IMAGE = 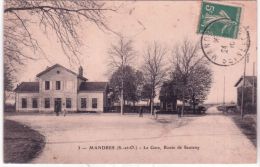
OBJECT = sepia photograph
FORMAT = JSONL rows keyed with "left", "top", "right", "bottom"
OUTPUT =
{"left": 3, "top": 0, "right": 257, "bottom": 164}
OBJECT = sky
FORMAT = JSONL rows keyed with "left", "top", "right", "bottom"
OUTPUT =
{"left": 14, "top": 1, "right": 257, "bottom": 104}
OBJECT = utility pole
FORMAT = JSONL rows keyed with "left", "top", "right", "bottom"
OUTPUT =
{"left": 216, "top": 87, "right": 218, "bottom": 104}
{"left": 120, "top": 65, "right": 124, "bottom": 115}
{"left": 252, "top": 62, "right": 255, "bottom": 105}
{"left": 240, "top": 29, "right": 250, "bottom": 120}
{"left": 240, "top": 54, "right": 247, "bottom": 120}
{"left": 223, "top": 74, "right": 225, "bottom": 107}
{"left": 223, "top": 68, "right": 226, "bottom": 113}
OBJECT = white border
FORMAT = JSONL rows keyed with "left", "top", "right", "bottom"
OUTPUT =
{"left": 0, "top": 0, "right": 258, "bottom": 167}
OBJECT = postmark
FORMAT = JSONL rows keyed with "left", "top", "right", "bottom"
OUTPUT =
{"left": 198, "top": 1, "right": 241, "bottom": 39}
{"left": 200, "top": 18, "right": 250, "bottom": 66}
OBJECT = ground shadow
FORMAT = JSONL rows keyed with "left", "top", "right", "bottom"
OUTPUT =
{"left": 4, "top": 119, "right": 45, "bottom": 163}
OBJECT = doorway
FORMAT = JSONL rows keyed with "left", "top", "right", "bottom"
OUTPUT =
{"left": 54, "top": 98, "right": 62, "bottom": 113}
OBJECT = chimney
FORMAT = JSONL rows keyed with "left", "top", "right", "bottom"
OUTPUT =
{"left": 78, "top": 66, "right": 83, "bottom": 77}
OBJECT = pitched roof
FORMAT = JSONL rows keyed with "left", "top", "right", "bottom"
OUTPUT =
{"left": 234, "top": 76, "right": 257, "bottom": 87}
{"left": 14, "top": 82, "right": 39, "bottom": 93}
{"left": 36, "top": 64, "right": 87, "bottom": 81}
{"left": 79, "top": 82, "right": 107, "bottom": 92}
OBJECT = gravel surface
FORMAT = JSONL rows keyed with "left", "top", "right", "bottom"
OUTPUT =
{"left": 5, "top": 107, "right": 256, "bottom": 163}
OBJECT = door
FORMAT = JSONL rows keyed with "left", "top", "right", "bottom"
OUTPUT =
{"left": 54, "top": 98, "right": 62, "bottom": 113}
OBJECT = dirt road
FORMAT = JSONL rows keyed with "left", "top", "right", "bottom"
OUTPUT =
{"left": 5, "top": 107, "right": 256, "bottom": 163}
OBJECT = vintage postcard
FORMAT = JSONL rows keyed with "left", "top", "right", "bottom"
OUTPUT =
{"left": 3, "top": 0, "right": 257, "bottom": 164}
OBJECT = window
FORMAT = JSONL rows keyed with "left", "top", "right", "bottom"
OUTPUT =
{"left": 44, "top": 98, "right": 50, "bottom": 108}
{"left": 45, "top": 81, "right": 50, "bottom": 90}
{"left": 81, "top": 98, "right": 87, "bottom": 108}
{"left": 56, "top": 81, "right": 61, "bottom": 90}
{"left": 92, "top": 98, "right": 98, "bottom": 108}
{"left": 32, "top": 98, "right": 38, "bottom": 108}
{"left": 66, "top": 98, "right": 72, "bottom": 108}
{"left": 22, "top": 98, "right": 27, "bottom": 108}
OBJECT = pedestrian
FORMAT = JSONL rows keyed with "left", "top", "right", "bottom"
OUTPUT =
{"left": 178, "top": 108, "right": 181, "bottom": 118}
{"left": 155, "top": 109, "right": 158, "bottom": 119}
{"left": 55, "top": 107, "right": 59, "bottom": 116}
{"left": 139, "top": 107, "right": 143, "bottom": 117}
{"left": 63, "top": 102, "right": 67, "bottom": 116}
{"left": 55, "top": 111, "right": 58, "bottom": 116}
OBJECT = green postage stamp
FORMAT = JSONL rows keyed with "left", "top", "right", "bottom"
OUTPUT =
{"left": 198, "top": 1, "right": 241, "bottom": 39}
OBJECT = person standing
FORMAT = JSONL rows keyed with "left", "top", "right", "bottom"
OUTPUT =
{"left": 62, "top": 102, "right": 67, "bottom": 116}
{"left": 139, "top": 107, "right": 143, "bottom": 117}
{"left": 55, "top": 105, "right": 59, "bottom": 116}
{"left": 178, "top": 107, "right": 181, "bottom": 118}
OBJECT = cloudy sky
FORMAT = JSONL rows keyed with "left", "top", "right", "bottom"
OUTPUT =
{"left": 15, "top": 1, "right": 256, "bottom": 103}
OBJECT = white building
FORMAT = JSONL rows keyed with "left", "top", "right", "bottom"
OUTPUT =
{"left": 14, "top": 64, "right": 108, "bottom": 113}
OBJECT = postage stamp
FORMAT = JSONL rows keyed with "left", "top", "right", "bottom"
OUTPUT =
{"left": 198, "top": 1, "right": 241, "bottom": 39}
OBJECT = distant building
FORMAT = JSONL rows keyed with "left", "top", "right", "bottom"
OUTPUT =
{"left": 234, "top": 76, "right": 257, "bottom": 107}
{"left": 14, "top": 64, "right": 108, "bottom": 113}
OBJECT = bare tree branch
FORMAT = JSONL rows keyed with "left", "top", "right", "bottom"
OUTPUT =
{"left": 107, "top": 36, "right": 136, "bottom": 115}
{"left": 171, "top": 39, "right": 213, "bottom": 116}
{"left": 142, "top": 41, "right": 168, "bottom": 114}
{"left": 4, "top": 0, "right": 116, "bottom": 75}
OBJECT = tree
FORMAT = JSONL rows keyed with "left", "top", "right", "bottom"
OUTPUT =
{"left": 159, "top": 81, "right": 178, "bottom": 104}
{"left": 4, "top": 0, "right": 116, "bottom": 84}
{"left": 134, "top": 70, "right": 145, "bottom": 103}
{"left": 4, "top": 62, "right": 16, "bottom": 104}
{"left": 171, "top": 40, "right": 212, "bottom": 116}
{"left": 142, "top": 42, "right": 168, "bottom": 115}
{"left": 187, "top": 64, "right": 212, "bottom": 113}
{"left": 109, "top": 65, "right": 144, "bottom": 107}
{"left": 108, "top": 37, "right": 136, "bottom": 114}
{"left": 4, "top": 63, "right": 15, "bottom": 92}
{"left": 141, "top": 83, "right": 153, "bottom": 105}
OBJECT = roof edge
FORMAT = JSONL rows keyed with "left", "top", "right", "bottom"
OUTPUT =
{"left": 234, "top": 77, "right": 243, "bottom": 87}
{"left": 14, "top": 82, "right": 39, "bottom": 93}
{"left": 36, "top": 64, "right": 87, "bottom": 80}
{"left": 234, "top": 76, "right": 257, "bottom": 87}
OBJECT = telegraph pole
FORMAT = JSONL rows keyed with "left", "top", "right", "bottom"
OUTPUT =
{"left": 240, "top": 28, "right": 250, "bottom": 120}
{"left": 223, "top": 68, "right": 226, "bottom": 113}
{"left": 216, "top": 85, "right": 219, "bottom": 104}
{"left": 252, "top": 62, "right": 255, "bottom": 105}
{"left": 240, "top": 54, "right": 247, "bottom": 120}
{"left": 223, "top": 74, "right": 225, "bottom": 107}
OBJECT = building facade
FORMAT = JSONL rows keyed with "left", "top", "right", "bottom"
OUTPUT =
{"left": 234, "top": 76, "right": 257, "bottom": 108}
{"left": 14, "top": 64, "right": 108, "bottom": 113}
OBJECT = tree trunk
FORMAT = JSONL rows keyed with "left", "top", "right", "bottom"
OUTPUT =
{"left": 149, "top": 98, "right": 152, "bottom": 114}
{"left": 193, "top": 102, "right": 196, "bottom": 114}
{"left": 133, "top": 101, "right": 135, "bottom": 113}
{"left": 151, "top": 87, "right": 154, "bottom": 115}
{"left": 151, "top": 98, "right": 154, "bottom": 115}
{"left": 4, "top": 91, "right": 7, "bottom": 105}
{"left": 181, "top": 88, "right": 185, "bottom": 117}
{"left": 4, "top": 91, "right": 7, "bottom": 112}
{"left": 192, "top": 96, "right": 196, "bottom": 114}
{"left": 120, "top": 81, "right": 124, "bottom": 115}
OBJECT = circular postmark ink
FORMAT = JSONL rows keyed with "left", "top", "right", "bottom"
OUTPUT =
{"left": 201, "top": 18, "right": 250, "bottom": 66}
